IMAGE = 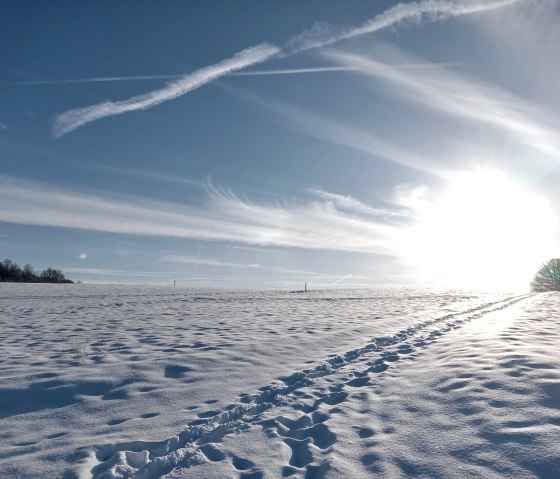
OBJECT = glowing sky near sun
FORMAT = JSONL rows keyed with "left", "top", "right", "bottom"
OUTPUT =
{"left": 1, "top": 0, "right": 559, "bottom": 288}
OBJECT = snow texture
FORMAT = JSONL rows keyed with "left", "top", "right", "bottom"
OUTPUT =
{"left": 0, "top": 285, "right": 558, "bottom": 478}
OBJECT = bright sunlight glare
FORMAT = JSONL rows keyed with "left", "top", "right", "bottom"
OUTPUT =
{"left": 400, "top": 169, "right": 558, "bottom": 290}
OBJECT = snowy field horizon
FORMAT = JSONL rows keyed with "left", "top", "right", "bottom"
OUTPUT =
{"left": 1, "top": 284, "right": 558, "bottom": 479}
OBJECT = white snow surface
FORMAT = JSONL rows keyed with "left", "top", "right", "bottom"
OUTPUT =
{"left": 0, "top": 285, "right": 558, "bottom": 478}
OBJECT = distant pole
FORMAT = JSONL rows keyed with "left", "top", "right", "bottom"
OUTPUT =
{"left": 174, "top": 280, "right": 176, "bottom": 286}
{"left": 304, "top": 282, "right": 307, "bottom": 292}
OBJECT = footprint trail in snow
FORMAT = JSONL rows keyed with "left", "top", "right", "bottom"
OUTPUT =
{"left": 91, "top": 293, "right": 533, "bottom": 479}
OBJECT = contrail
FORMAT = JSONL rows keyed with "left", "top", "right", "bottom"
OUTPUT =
{"left": 52, "top": 0, "right": 524, "bottom": 137}
{"left": 285, "top": 0, "right": 526, "bottom": 54}
{"left": 52, "top": 43, "right": 279, "bottom": 138}
{"left": 8, "top": 67, "right": 359, "bottom": 85}
{"left": 9, "top": 63, "right": 466, "bottom": 86}
{"left": 331, "top": 274, "right": 353, "bottom": 285}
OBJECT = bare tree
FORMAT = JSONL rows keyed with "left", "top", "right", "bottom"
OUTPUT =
{"left": 0, "top": 259, "right": 72, "bottom": 283}
{"left": 22, "top": 264, "right": 36, "bottom": 282}
{"left": 40, "top": 267, "right": 67, "bottom": 283}
{"left": 530, "top": 258, "right": 560, "bottom": 292}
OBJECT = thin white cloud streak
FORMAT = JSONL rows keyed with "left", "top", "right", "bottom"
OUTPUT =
{"left": 232, "top": 66, "right": 357, "bottom": 76}
{"left": 230, "top": 86, "right": 442, "bottom": 176}
{"left": 61, "top": 267, "right": 317, "bottom": 285}
{"left": 330, "top": 274, "right": 353, "bottom": 285}
{"left": 10, "top": 63, "right": 465, "bottom": 86}
{"left": 52, "top": 0, "right": 521, "bottom": 137}
{"left": 0, "top": 176, "right": 398, "bottom": 254}
{"left": 52, "top": 43, "right": 280, "bottom": 137}
{"left": 309, "top": 189, "right": 409, "bottom": 217}
{"left": 63, "top": 267, "right": 180, "bottom": 277}
{"left": 326, "top": 47, "right": 560, "bottom": 160}
{"left": 159, "top": 254, "right": 251, "bottom": 269}
{"left": 158, "top": 254, "right": 335, "bottom": 278}
{"left": 285, "top": 0, "right": 526, "bottom": 54}
{"left": 13, "top": 67, "right": 359, "bottom": 85}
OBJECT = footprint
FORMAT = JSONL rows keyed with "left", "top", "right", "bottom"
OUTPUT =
{"left": 107, "top": 418, "right": 128, "bottom": 426}
{"left": 305, "top": 462, "right": 330, "bottom": 478}
{"left": 368, "top": 361, "right": 389, "bottom": 373}
{"left": 284, "top": 437, "right": 313, "bottom": 468}
{"left": 362, "top": 452, "right": 381, "bottom": 467}
{"left": 140, "top": 412, "right": 159, "bottom": 419}
{"left": 381, "top": 352, "right": 399, "bottom": 362}
{"left": 293, "top": 423, "right": 336, "bottom": 449}
{"left": 357, "top": 427, "right": 375, "bottom": 438}
{"left": 102, "top": 389, "right": 128, "bottom": 401}
{"left": 316, "top": 391, "right": 348, "bottom": 406}
{"left": 346, "top": 376, "right": 370, "bottom": 388}
{"left": 14, "top": 441, "right": 37, "bottom": 447}
{"left": 164, "top": 364, "right": 192, "bottom": 379}
{"left": 239, "top": 471, "right": 263, "bottom": 479}
{"left": 397, "top": 345, "right": 414, "bottom": 354}
{"left": 197, "top": 410, "right": 220, "bottom": 419}
{"left": 232, "top": 456, "right": 255, "bottom": 470}
{"left": 46, "top": 432, "right": 68, "bottom": 439}
{"left": 138, "top": 386, "right": 157, "bottom": 393}
{"left": 199, "top": 443, "right": 226, "bottom": 462}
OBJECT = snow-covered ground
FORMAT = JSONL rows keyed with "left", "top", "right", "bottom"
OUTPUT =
{"left": 0, "top": 285, "right": 558, "bottom": 478}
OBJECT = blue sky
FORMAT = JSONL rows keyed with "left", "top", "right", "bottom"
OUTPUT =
{"left": 1, "top": 0, "right": 560, "bottom": 288}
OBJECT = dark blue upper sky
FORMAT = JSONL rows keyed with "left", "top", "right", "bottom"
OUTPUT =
{"left": 1, "top": 0, "right": 559, "bottom": 289}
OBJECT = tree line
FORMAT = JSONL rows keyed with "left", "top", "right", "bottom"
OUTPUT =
{"left": 0, "top": 259, "right": 73, "bottom": 283}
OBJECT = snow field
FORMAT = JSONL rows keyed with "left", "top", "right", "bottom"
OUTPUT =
{"left": 0, "top": 285, "right": 557, "bottom": 478}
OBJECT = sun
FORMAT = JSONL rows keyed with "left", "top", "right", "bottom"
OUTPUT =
{"left": 400, "top": 169, "right": 558, "bottom": 290}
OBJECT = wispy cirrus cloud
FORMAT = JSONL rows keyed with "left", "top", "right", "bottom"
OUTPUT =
{"left": 228, "top": 85, "right": 441, "bottom": 175}
{"left": 158, "top": 254, "right": 336, "bottom": 278}
{"left": 0, "top": 175, "right": 398, "bottom": 254}
{"left": 326, "top": 45, "right": 560, "bottom": 161}
{"left": 52, "top": 0, "right": 522, "bottom": 137}
{"left": 52, "top": 43, "right": 279, "bottom": 138}
{"left": 158, "top": 254, "right": 254, "bottom": 269}
{"left": 309, "top": 189, "right": 409, "bottom": 217}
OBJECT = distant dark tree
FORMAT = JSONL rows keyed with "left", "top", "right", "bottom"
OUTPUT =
{"left": 22, "top": 264, "right": 38, "bottom": 282}
{"left": 0, "top": 259, "right": 8, "bottom": 280}
{"left": 531, "top": 259, "right": 560, "bottom": 292}
{"left": 40, "top": 267, "right": 67, "bottom": 283}
{"left": 0, "top": 259, "right": 72, "bottom": 283}
{"left": 1, "top": 259, "right": 22, "bottom": 281}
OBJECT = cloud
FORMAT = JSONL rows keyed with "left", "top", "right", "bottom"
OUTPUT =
{"left": 159, "top": 254, "right": 249, "bottom": 269}
{"left": 309, "top": 189, "right": 409, "bottom": 217}
{"left": 52, "top": 0, "right": 522, "bottom": 137}
{"left": 326, "top": 46, "right": 560, "bottom": 161}
{"left": 228, "top": 85, "right": 441, "bottom": 175}
{"left": 158, "top": 253, "right": 334, "bottom": 278}
{"left": 285, "top": 0, "right": 526, "bottom": 54}
{"left": 52, "top": 43, "right": 280, "bottom": 137}
{"left": 0, "top": 175, "right": 398, "bottom": 254}
{"left": 330, "top": 273, "right": 353, "bottom": 285}
{"left": 63, "top": 267, "right": 173, "bottom": 277}
{"left": 11, "top": 67, "right": 359, "bottom": 85}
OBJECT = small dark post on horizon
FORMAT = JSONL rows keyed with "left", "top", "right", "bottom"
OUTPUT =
{"left": 304, "top": 282, "right": 307, "bottom": 292}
